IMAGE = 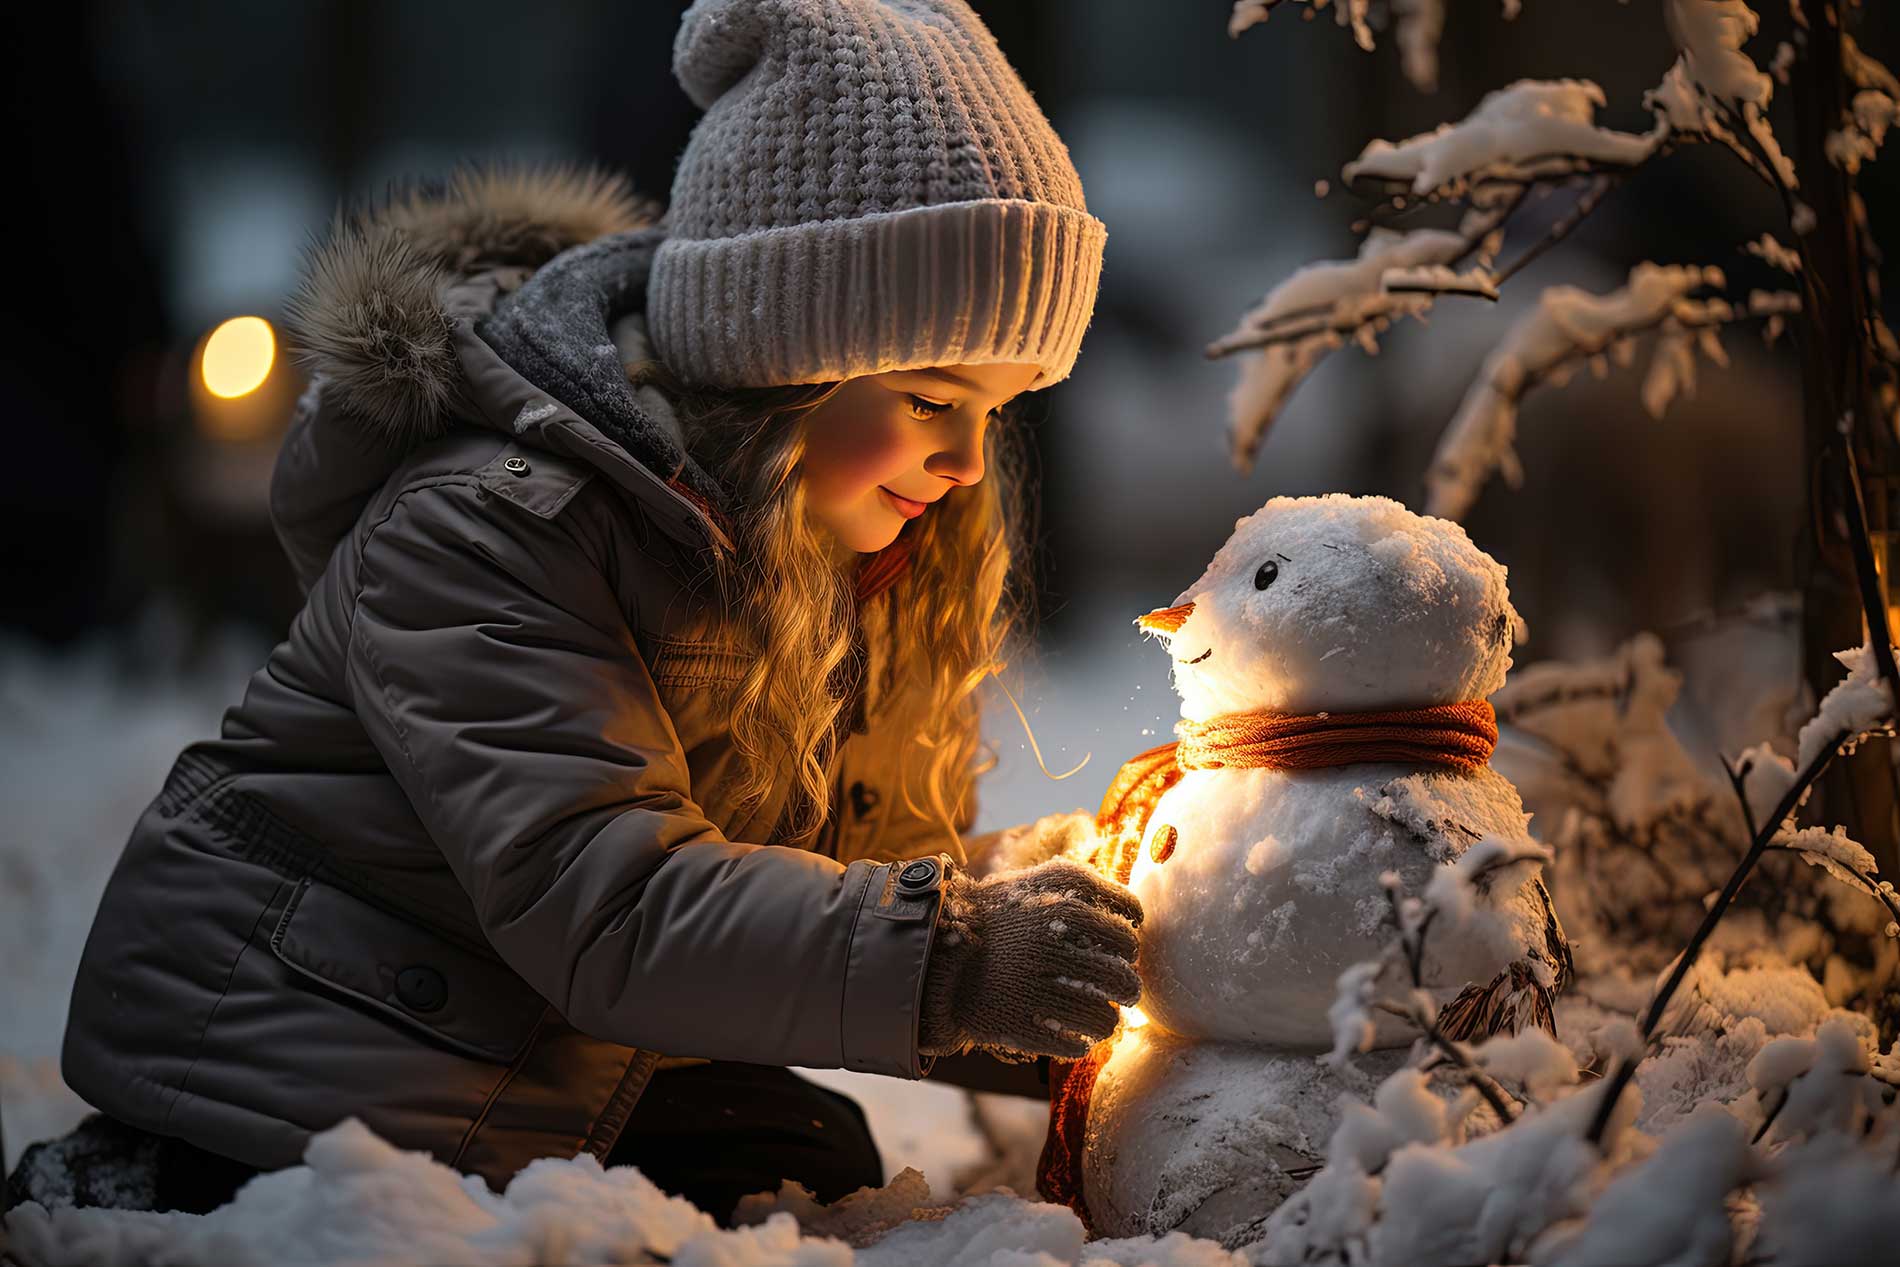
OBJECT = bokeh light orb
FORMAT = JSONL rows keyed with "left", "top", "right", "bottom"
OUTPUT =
{"left": 201, "top": 316, "right": 275, "bottom": 398}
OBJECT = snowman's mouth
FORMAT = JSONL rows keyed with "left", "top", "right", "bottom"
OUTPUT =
{"left": 1184, "top": 648, "right": 1213, "bottom": 665}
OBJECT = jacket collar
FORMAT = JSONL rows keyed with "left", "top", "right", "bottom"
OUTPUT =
{"left": 283, "top": 162, "right": 729, "bottom": 555}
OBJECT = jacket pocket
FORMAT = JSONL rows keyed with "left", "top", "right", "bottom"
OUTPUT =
{"left": 269, "top": 878, "right": 548, "bottom": 1064}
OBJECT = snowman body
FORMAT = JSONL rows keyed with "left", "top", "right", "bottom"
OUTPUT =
{"left": 1073, "top": 495, "right": 1565, "bottom": 1246}
{"left": 1126, "top": 763, "right": 1543, "bottom": 1048}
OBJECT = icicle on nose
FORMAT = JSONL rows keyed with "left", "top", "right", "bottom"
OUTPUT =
{"left": 1138, "top": 602, "right": 1195, "bottom": 635}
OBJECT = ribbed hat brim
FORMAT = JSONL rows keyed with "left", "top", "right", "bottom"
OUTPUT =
{"left": 648, "top": 199, "right": 1106, "bottom": 390}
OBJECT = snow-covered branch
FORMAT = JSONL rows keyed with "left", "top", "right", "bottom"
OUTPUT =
{"left": 1425, "top": 263, "right": 1796, "bottom": 521}
{"left": 1229, "top": 0, "right": 1372, "bottom": 51}
{"left": 1345, "top": 80, "right": 1661, "bottom": 199}
{"left": 1207, "top": 228, "right": 1489, "bottom": 471}
{"left": 1211, "top": 0, "right": 1840, "bottom": 486}
{"left": 1765, "top": 827, "right": 1900, "bottom": 935}
{"left": 1228, "top": 0, "right": 1526, "bottom": 94}
{"left": 1650, "top": 0, "right": 1798, "bottom": 190}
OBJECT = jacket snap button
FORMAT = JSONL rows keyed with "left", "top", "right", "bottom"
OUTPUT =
{"left": 1149, "top": 824, "right": 1178, "bottom": 864}
{"left": 395, "top": 965, "right": 448, "bottom": 1013}
{"left": 503, "top": 456, "right": 530, "bottom": 476}
{"left": 896, "top": 857, "right": 941, "bottom": 897}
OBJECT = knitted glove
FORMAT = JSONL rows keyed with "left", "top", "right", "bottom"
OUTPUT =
{"left": 919, "top": 858, "right": 1144, "bottom": 1061}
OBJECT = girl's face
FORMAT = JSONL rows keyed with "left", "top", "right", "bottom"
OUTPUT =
{"left": 799, "top": 362, "right": 1040, "bottom": 554}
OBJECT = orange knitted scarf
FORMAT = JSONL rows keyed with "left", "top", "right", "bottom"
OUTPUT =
{"left": 1035, "top": 697, "right": 1500, "bottom": 1226}
{"left": 1089, "top": 698, "right": 1497, "bottom": 885}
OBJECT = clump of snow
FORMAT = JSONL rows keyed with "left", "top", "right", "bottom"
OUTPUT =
{"left": 1345, "top": 80, "right": 1660, "bottom": 196}
{"left": 1212, "top": 0, "right": 1816, "bottom": 506}
{"left": 1747, "top": 1017, "right": 1881, "bottom": 1145}
{"left": 1534, "top": 1105, "right": 1758, "bottom": 1267}
{"left": 1751, "top": 1133, "right": 1900, "bottom": 1267}
{"left": 1327, "top": 960, "right": 1383, "bottom": 1066}
{"left": 1733, "top": 740, "right": 1795, "bottom": 827}
{"left": 1470, "top": 1028, "right": 1579, "bottom": 1101}
{"left": 1390, "top": 0, "right": 1446, "bottom": 93}
{"left": 1423, "top": 836, "right": 1550, "bottom": 930}
{"left": 1743, "top": 232, "right": 1801, "bottom": 273}
{"left": 1795, "top": 643, "right": 1897, "bottom": 771}
{"left": 1824, "top": 90, "right": 1895, "bottom": 174}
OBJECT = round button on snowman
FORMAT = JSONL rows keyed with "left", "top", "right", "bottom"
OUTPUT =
{"left": 1055, "top": 494, "right": 1571, "bottom": 1246}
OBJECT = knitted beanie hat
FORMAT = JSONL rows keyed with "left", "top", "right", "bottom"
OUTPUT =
{"left": 648, "top": 0, "right": 1107, "bottom": 390}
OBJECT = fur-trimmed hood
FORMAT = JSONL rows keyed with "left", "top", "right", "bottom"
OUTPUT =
{"left": 285, "top": 163, "right": 654, "bottom": 443}
{"left": 277, "top": 163, "right": 736, "bottom": 572}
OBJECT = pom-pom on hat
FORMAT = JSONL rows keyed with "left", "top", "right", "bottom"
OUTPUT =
{"left": 648, "top": 0, "right": 1107, "bottom": 390}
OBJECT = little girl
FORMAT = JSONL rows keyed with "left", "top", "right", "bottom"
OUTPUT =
{"left": 6, "top": 0, "right": 1142, "bottom": 1225}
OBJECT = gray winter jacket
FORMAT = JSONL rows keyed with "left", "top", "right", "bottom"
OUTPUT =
{"left": 61, "top": 168, "right": 972, "bottom": 1191}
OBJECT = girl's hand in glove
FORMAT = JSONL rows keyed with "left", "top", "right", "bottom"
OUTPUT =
{"left": 918, "top": 858, "right": 1144, "bottom": 1060}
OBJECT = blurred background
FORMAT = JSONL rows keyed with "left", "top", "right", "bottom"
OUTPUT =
{"left": 2, "top": 0, "right": 1894, "bottom": 1180}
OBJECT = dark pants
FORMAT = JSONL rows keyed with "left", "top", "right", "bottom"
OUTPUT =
{"left": 4, "top": 1062, "right": 882, "bottom": 1224}
{"left": 606, "top": 1061, "right": 883, "bottom": 1222}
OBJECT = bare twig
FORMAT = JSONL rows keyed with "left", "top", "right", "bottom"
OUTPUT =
{"left": 1719, "top": 751, "right": 1763, "bottom": 843}
{"left": 1373, "top": 998, "right": 1520, "bottom": 1124}
{"left": 1493, "top": 174, "right": 1622, "bottom": 287}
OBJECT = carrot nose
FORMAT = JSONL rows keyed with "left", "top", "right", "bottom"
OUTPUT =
{"left": 1138, "top": 602, "right": 1195, "bottom": 634}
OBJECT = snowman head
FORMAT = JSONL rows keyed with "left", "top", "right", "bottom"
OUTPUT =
{"left": 1140, "top": 495, "right": 1520, "bottom": 720}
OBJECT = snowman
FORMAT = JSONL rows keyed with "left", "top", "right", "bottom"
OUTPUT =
{"left": 1042, "top": 494, "right": 1571, "bottom": 1247}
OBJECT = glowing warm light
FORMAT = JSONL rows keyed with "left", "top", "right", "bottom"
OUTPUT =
{"left": 201, "top": 316, "right": 275, "bottom": 398}
{"left": 1120, "top": 1004, "right": 1150, "bottom": 1030}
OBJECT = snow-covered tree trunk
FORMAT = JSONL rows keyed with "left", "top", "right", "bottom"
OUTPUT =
{"left": 1789, "top": 8, "right": 1900, "bottom": 893}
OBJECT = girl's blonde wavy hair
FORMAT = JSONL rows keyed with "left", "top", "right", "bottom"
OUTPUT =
{"left": 631, "top": 361, "right": 1033, "bottom": 852}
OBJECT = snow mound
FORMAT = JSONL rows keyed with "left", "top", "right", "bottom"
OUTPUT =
{"left": 3, "top": 1119, "right": 1244, "bottom": 1267}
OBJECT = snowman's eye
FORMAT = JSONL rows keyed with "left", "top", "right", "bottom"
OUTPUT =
{"left": 1254, "top": 560, "right": 1280, "bottom": 591}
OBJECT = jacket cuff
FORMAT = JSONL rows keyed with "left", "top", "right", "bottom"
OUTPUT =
{"left": 839, "top": 856, "right": 948, "bottom": 1077}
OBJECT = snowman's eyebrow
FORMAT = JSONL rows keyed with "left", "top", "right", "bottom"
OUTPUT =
{"left": 1275, "top": 552, "right": 1291, "bottom": 562}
